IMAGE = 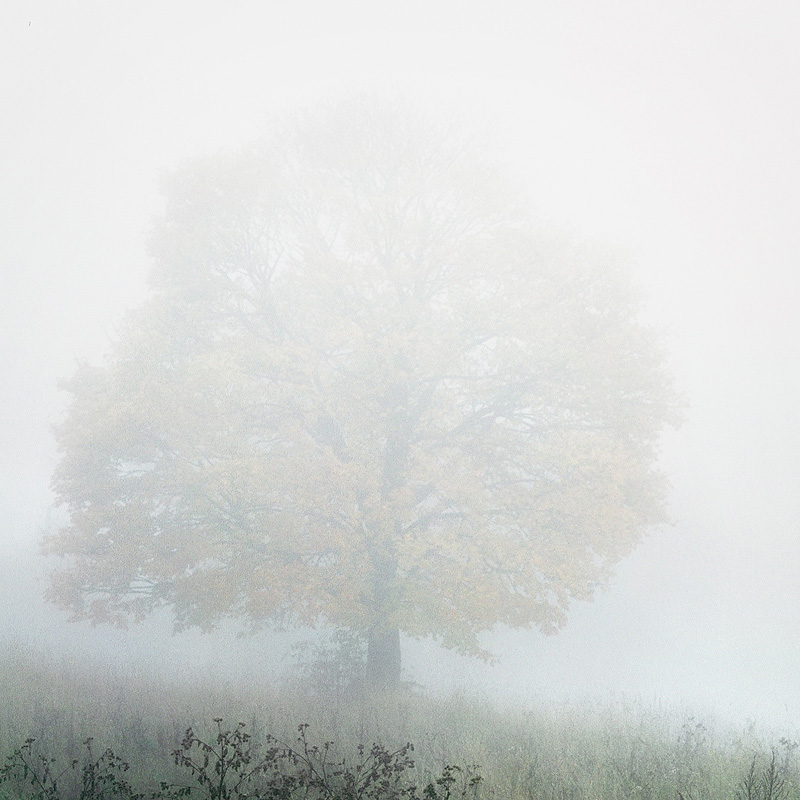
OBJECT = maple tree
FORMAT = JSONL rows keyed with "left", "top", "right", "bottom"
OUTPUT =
{"left": 46, "top": 99, "right": 680, "bottom": 688}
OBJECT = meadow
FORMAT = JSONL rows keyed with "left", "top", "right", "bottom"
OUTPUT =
{"left": 1, "top": 637, "right": 797, "bottom": 800}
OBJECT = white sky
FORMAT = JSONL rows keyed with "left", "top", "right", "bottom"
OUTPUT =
{"left": 1, "top": 0, "right": 799, "bottom": 729}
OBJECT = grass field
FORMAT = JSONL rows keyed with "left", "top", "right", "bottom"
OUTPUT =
{"left": 1, "top": 637, "right": 797, "bottom": 800}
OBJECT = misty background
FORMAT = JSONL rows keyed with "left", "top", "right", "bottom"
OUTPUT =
{"left": 1, "top": 2, "right": 798, "bottom": 729}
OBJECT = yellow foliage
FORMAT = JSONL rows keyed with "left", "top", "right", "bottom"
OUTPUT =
{"left": 46, "top": 98, "right": 680, "bottom": 661}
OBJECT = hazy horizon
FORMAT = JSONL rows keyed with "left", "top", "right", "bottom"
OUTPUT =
{"left": 1, "top": 1, "right": 798, "bottom": 731}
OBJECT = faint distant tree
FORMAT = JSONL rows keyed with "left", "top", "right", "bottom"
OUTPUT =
{"left": 45, "top": 98, "right": 681, "bottom": 689}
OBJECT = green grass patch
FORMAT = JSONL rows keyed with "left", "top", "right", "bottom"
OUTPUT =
{"left": 1, "top": 638, "right": 798, "bottom": 800}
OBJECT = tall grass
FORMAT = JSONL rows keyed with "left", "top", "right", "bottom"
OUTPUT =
{"left": 1, "top": 637, "right": 798, "bottom": 800}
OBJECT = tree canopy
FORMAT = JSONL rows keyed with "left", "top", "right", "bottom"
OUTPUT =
{"left": 46, "top": 98, "right": 680, "bottom": 688}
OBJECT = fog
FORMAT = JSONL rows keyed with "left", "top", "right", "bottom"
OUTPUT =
{"left": 1, "top": 1, "right": 799, "bottom": 731}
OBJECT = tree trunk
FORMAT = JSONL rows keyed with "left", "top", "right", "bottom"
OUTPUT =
{"left": 366, "top": 625, "right": 401, "bottom": 690}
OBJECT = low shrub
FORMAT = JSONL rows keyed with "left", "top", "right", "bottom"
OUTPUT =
{"left": 0, "top": 720, "right": 482, "bottom": 800}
